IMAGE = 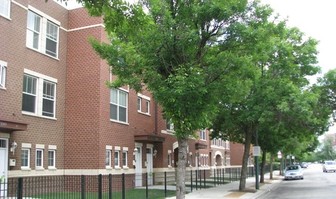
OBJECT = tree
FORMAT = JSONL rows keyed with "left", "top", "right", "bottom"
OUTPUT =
{"left": 316, "top": 136, "right": 336, "bottom": 161}
{"left": 211, "top": 1, "right": 323, "bottom": 190}
{"left": 76, "top": 0, "right": 257, "bottom": 198}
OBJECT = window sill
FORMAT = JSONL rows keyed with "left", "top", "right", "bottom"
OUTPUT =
{"left": 105, "top": 166, "right": 112, "bottom": 170}
{"left": 122, "top": 166, "right": 129, "bottom": 170}
{"left": 110, "top": 119, "right": 129, "bottom": 125}
{"left": 137, "top": 111, "right": 151, "bottom": 116}
{"left": 35, "top": 167, "right": 45, "bottom": 171}
{"left": 22, "top": 111, "right": 57, "bottom": 120}
{"left": 115, "top": 166, "right": 121, "bottom": 170}
{"left": 48, "top": 167, "right": 57, "bottom": 170}
{"left": 21, "top": 167, "right": 31, "bottom": 171}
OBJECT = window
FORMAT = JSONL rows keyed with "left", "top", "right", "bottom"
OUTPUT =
{"left": 105, "top": 150, "right": 111, "bottom": 167}
{"left": 36, "top": 149, "right": 43, "bottom": 168}
{"left": 22, "top": 70, "right": 57, "bottom": 118}
{"left": 0, "top": 60, "right": 6, "bottom": 89}
{"left": 110, "top": 88, "right": 128, "bottom": 123}
{"left": 114, "top": 151, "right": 120, "bottom": 168}
{"left": 166, "top": 119, "right": 174, "bottom": 131}
{"left": 137, "top": 93, "right": 150, "bottom": 114}
{"left": 200, "top": 130, "right": 206, "bottom": 140}
{"left": 21, "top": 148, "right": 30, "bottom": 168}
{"left": 26, "top": 8, "right": 59, "bottom": 58}
{"left": 48, "top": 150, "right": 56, "bottom": 168}
{"left": 0, "top": 0, "right": 10, "bottom": 18}
{"left": 122, "top": 151, "right": 128, "bottom": 167}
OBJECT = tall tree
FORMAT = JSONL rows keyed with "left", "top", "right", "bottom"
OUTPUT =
{"left": 211, "top": 1, "right": 322, "bottom": 190}
{"left": 77, "top": 0, "right": 257, "bottom": 198}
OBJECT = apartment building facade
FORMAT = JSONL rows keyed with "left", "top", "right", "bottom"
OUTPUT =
{"left": 0, "top": 0, "right": 235, "bottom": 189}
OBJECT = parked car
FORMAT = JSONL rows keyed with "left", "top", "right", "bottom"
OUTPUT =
{"left": 300, "top": 162, "right": 308, "bottom": 168}
{"left": 323, "top": 160, "right": 336, "bottom": 172}
{"left": 284, "top": 165, "right": 304, "bottom": 180}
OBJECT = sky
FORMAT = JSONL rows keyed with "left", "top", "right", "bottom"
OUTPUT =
{"left": 261, "top": 0, "right": 336, "bottom": 76}
{"left": 261, "top": 0, "right": 336, "bottom": 136}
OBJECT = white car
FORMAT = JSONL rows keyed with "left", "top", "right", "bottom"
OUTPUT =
{"left": 323, "top": 161, "right": 336, "bottom": 172}
{"left": 284, "top": 165, "right": 304, "bottom": 180}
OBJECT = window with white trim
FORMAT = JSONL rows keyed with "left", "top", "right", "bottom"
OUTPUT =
{"left": 166, "top": 119, "right": 174, "bottom": 131}
{"left": 122, "top": 150, "right": 128, "bottom": 167}
{"left": 48, "top": 150, "right": 56, "bottom": 168}
{"left": 21, "top": 148, "right": 30, "bottom": 169}
{"left": 26, "top": 9, "right": 59, "bottom": 58}
{"left": 105, "top": 149, "right": 111, "bottom": 167}
{"left": 200, "top": 130, "right": 206, "bottom": 140}
{"left": 0, "top": 60, "right": 6, "bottom": 89}
{"left": 0, "top": 0, "right": 10, "bottom": 18}
{"left": 114, "top": 150, "right": 120, "bottom": 168}
{"left": 137, "top": 93, "right": 150, "bottom": 114}
{"left": 36, "top": 149, "right": 43, "bottom": 168}
{"left": 22, "top": 70, "right": 57, "bottom": 118}
{"left": 110, "top": 88, "right": 128, "bottom": 123}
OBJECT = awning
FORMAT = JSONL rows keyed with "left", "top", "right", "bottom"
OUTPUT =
{"left": 134, "top": 134, "right": 165, "bottom": 143}
{"left": 0, "top": 118, "right": 28, "bottom": 133}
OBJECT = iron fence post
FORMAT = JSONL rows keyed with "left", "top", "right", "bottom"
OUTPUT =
{"left": 109, "top": 174, "right": 112, "bottom": 199}
{"left": 122, "top": 173, "right": 125, "bottom": 199}
{"left": 17, "top": 177, "right": 23, "bottom": 199}
{"left": 146, "top": 173, "right": 148, "bottom": 199}
{"left": 164, "top": 171, "right": 167, "bottom": 198}
{"left": 98, "top": 174, "right": 102, "bottom": 199}
{"left": 81, "top": 175, "right": 86, "bottom": 199}
{"left": 190, "top": 170, "right": 193, "bottom": 192}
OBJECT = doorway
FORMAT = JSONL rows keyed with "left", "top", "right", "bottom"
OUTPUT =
{"left": 146, "top": 145, "right": 153, "bottom": 186}
{"left": 134, "top": 144, "right": 142, "bottom": 187}
{"left": 0, "top": 138, "right": 8, "bottom": 197}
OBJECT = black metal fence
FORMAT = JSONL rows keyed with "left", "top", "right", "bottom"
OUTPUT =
{"left": 0, "top": 166, "right": 254, "bottom": 199}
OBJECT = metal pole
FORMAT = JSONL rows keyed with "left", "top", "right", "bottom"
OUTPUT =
{"left": 255, "top": 131, "right": 259, "bottom": 190}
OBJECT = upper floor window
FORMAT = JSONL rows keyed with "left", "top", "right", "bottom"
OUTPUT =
{"left": 0, "top": 0, "right": 10, "bottom": 19}
{"left": 22, "top": 69, "right": 57, "bottom": 118}
{"left": 110, "top": 88, "right": 128, "bottom": 123}
{"left": 137, "top": 93, "right": 150, "bottom": 115}
{"left": 0, "top": 60, "right": 7, "bottom": 89}
{"left": 26, "top": 8, "right": 59, "bottom": 58}
{"left": 200, "top": 130, "right": 206, "bottom": 140}
{"left": 166, "top": 119, "right": 174, "bottom": 131}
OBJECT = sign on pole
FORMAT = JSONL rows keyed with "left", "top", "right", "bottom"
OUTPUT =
{"left": 253, "top": 146, "right": 261, "bottom": 156}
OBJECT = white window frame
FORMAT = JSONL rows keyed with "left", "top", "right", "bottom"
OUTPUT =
{"left": 35, "top": 148, "right": 44, "bottom": 169}
{"left": 114, "top": 150, "right": 120, "bottom": 168}
{"left": 200, "top": 130, "right": 206, "bottom": 140}
{"left": 110, "top": 88, "right": 128, "bottom": 123}
{"left": 0, "top": 0, "right": 10, "bottom": 19}
{"left": 26, "top": 6, "right": 60, "bottom": 58}
{"left": 122, "top": 150, "right": 128, "bottom": 168}
{"left": 137, "top": 93, "right": 150, "bottom": 115}
{"left": 48, "top": 150, "right": 56, "bottom": 169}
{"left": 106, "top": 149, "right": 112, "bottom": 168}
{"left": 167, "top": 150, "right": 172, "bottom": 167}
{"left": 22, "top": 69, "right": 57, "bottom": 119}
{"left": 0, "top": 60, "right": 7, "bottom": 89}
{"left": 21, "top": 148, "right": 30, "bottom": 170}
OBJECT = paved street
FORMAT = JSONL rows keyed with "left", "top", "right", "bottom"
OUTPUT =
{"left": 258, "top": 164, "right": 336, "bottom": 199}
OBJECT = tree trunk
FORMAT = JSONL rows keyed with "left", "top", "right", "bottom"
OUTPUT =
{"left": 176, "top": 137, "right": 188, "bottom": 199}
{"left": 269, "top": 154, "right": 274, "bottom": 179}
{"left": 239, "top": 130, "right": 253, "bottom": 191}
{"left": 260, "top": 150, "right": 266, "bottom": 183}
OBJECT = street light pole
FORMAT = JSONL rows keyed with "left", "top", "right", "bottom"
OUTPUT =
{"left": 253, "top": 131, "right": 260, "bottom": 190}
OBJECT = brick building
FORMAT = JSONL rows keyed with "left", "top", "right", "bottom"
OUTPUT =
{"left": 0, "top": 0, "right": 239, "bottom": 190}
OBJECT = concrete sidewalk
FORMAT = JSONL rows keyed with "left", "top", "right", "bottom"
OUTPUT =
{"left": 166, "top": 171, "right": 283, "bottom": 199}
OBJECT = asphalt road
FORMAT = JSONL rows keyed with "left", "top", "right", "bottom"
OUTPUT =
{"left": 258, "top": 163, "right": 336, "bottom": 199}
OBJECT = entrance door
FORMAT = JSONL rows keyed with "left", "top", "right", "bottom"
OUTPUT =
{"left": 0, "top": 139, "right": 8, "bottom": 197}
{"left": 146, "top": 147, "right": 153, "bottom": 185}
{"left": 135, "top": 145, "right": 142, "bottom": 187}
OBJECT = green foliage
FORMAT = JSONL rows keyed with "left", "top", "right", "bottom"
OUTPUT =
{"left": 315, "top": 136, "right": 336, "bottom": 161}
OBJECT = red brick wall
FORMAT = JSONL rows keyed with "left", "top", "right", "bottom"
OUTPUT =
{"left": 0, "top": 0, "right": 68, "bottom": 170}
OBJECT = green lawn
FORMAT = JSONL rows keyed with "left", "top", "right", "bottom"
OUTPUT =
{"left": 33, "top": 189, "right": 176, "bottom": 199}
